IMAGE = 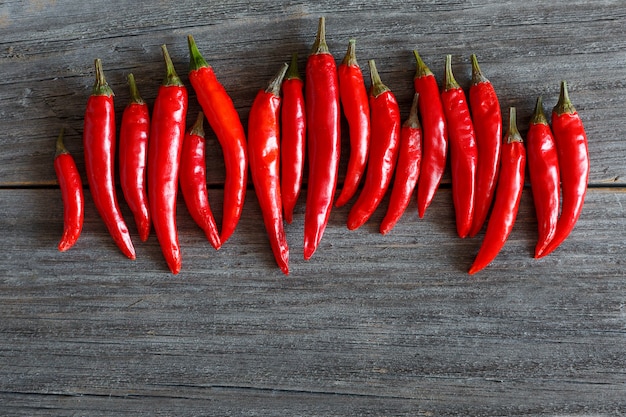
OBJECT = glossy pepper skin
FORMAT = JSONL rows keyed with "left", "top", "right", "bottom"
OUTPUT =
{"left": 538, "top": 81, "right": 589, "bottom": 258}
{"left": 55, "top": 128, "right": 84, "bottom": 252}
{"left": 468, "top": 54, "right": 502, "bottom": 237}
{"left": 526, "top": 96, "right": 560, "bottom": 258}
{"left": 413, "top": 50, "right": 447, "bottom": 218}
{"left": 347, "top": 59, "right": 401, "bottom": 230}
{"left": 303, "top": 17, "right": 341, "bottom": 260}
{"left": 187, "top": 35, "right": 248, "bottom": 246}
{"left": 469, "top": 107, "right": 526, "bottom": 275}
{"left": 119, "top": 73, "right": 151, "bottom": 242}
{"left": 83, "top": 59, "right": 135, "bottom": 260}
{"left": 441, "top": 55, "right": 477, "bottom": 239}
{"left": 248, "top": 64, "right": 290, "bottom": 275}
{"left": 180, "top": 111, "right": 221, "bottom": 250}
{"left": 380, "top": 93, "right": 422, "bottom": 235}
{"left": 335, "top": 39, "right": 370, "bottom": 208}
{"left": 281, "top": 53, "right": 306, "bottom": 224}
{"left": 148, "top": 45, "right": 188, "bottom": 274}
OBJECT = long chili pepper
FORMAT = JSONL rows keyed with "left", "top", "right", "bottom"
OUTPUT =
{"left": 469, "top": 107, "right": 526, "bottom": 275}
{"left": 119, "top": 73, "right": 150, "bottom": 242}
{"left": 303, "top": 17, "right": 341, "bottom": 260}
{"left": 180, "top": 111, "right": 221, "bottom": 250}
{"left": 55, "top": 128, "right": 84, "bottom": 252}
{"left": 83, "top": 58, "right": 135, "bottom": 260}
{"left": 248, "top": 63, "right": 290, "bottom": 275}
{"left": 379, "top": 93, "right": 422, "bottom": 235}
{"left": 413, "top": 50, "right": 447, "bottom": 218}
{"left": 148, "top": 45, "right": 188, "bottom": 274}
{"left": 335, "top": 39, "right": 370, "bottom": 208}
{"left": 537, "top": 81, "right": 589, "bottom": 258}
{"left": 468, "top": 54, "right": 502, "bottom": 237}
{"left": 187, "top": 34, "right": 247, "bottom": 245}
{"left": 441, "top": 54, "right": 478, "bottom": 239}
{"left": 281, "top": 53, "right": 306, "bottom": 224}
{"left": 526, "top": 96, "right": 560, "bottom": 258}
{"left": 347, "top": 59, "right": 401, "bottom": 230}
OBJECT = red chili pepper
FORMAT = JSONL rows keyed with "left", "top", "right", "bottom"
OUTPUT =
{"left": 335, "top": 39, "right": 370, "bottom": 208}
{"left": 280, "top": 53, "right": 306, "bottom": 224}
{"left": 537, "top": 81, "right": 589, "bottom": 258}
{"left": 248, "top": 63, "right": 290, "bottom": 275}
{"left": 379, "top": 93, "right": 422, "bottom": 235}
{"left": 148, "top": 45, "right": 188, "bottom": 274}
{"left": 119, "top": 73, "right": 151, "bottom": 242}
{"left": 83, "top": 59, "right": 135, "bottom": 260}
{"left": 468, "top": 54, "right": 502, "bottom": 237}
{"left": 187, "top": 35, "right": 248, "bottom": 245}
{"left": 303, "top": 17, "right": 341, "bottom": 260}
{"left": 413, "top": 50, "right": 447, "bottom": 219}
{"left": 441, "top": 54, "right": 478, "bottom": 239}
{"left": 180, "top": 111, "right": 221, "bottom": 250}
{"left": 55, "top": 128, "right": 84, "bottom": 252}
{"left": 469, "top": 107, "right": 526, "bottom": 274}
{"left": 526, "top": 96, "right": 560, "bottom": 258}
{"left": 347, "top": 59, "right": 401, "bottom": 230}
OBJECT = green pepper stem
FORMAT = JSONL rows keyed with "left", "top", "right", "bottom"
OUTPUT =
{"left": 368, "top": 59, "right": 390, "bottom": 98}
{"left": 531, "top": 96, "right": 548, "bottom": 125}
{"left": 403, "top": 93, "right": 421, "bottom": 129}
{"left": 161, "top": 44, "right": 183, "bottom": 87}
{"left": 506, "top": 107, "right": 523, "bottom": 144}
{"left": 265, "top": 63, "right": 289, "bottom": 96}
{"left": 444, "top": 55, "right": 460, "bottom": 91}
{"left": 554, "top": 80, "right": 577, "bottom": 115}
{"left": 92, "top": 58, "right": 114, "bottom": 97}
{"left": 285, "top": 53, "right": 301, "bottom": 81}
{"left": 342, "top": 39, "right": 359, "bottom": 67}
{"left": 187, "top": 34, "right": 210, "bottom": 72}
{"left": 310, "top": 17, "right": 330, "bottom": 55}
{"left": 413, "top": 50, "right": 433, "bottom": 78}
{"left": 189, "top": 111, "right": 205, "bottom": 137}
{"left": 127, "top": 73, "right": 145, "bottom": 105}
{"left": 470, "top": 53, "right": 489, "bottom": 85}
{"left": 55, "top": 128, "right": 69, "bottom": 157}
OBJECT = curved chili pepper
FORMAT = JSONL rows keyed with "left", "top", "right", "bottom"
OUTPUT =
{"left": 379, "top": 93, "right": 422, "bottom": 235}
{"left": 83, "top": 59, "right": 135, "bottom": 260}
{"left": 281, "top": 53, "right": 306, "bottom": 224}
{"left": 180, "top": 111, "right": 221, "bottom": 250}
{"left": 303, "top": 17, "right": 341, "bottom": 260}
{"left": 347, "top": 59, "right": 400, "bottom": 231}
{"left": 335, "top": 39, "right": 370, "bottom": 208}
{"left": 441, "top": 54, "right": 477, "bottom": 239}
{"left": 248, "top": 63, "right": 290, "bottom": 275}
{"left": 55, "top": 128, "right": 84, "bottom": 252}
{"left": 469, "top": 107, "right": 526, "bottom": 275}
{"left": 119, "top": 73, "right": 151, "bottom": 242}
{"left": 148, "top": 45, "right": 188, "bottom": 274}
{"left": 526, "top": 96, "right": 560, "bottom": 258}
{"left": 537, "top": 81, "right": 589, "bottom": 258}
{"left": 468, "top": 54, "right": 502, "bottom": 237}
{"left": 187, "top": 35, "right": 247, "bottom": 245}
{"left": 413, "top": 50, "right": 447, "bottom": 218}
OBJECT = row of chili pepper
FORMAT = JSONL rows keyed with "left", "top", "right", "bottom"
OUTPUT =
{"left": 55, "top": 17, "right": 589, "bottom": 275}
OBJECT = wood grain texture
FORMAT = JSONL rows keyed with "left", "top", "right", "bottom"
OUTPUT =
{"left": 1, "top": 0, "right": 626, "bottom": 415}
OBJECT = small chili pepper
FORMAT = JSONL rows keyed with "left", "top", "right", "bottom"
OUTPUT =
{"left": 469, "top": 107, "right": 526, "bottom": 275}
{"left": 180, "top": 111, "right": 221, "bottom": 250}
{"left": 468, "top": 54, "right": 502, "bottom": 237}
{"left": 537, "top": 81, "right": 589, "bottom": 258}
{"left": 83, "top": 58, "right": 135, "bottom": 260}
{"left": 347, "top": 59, "right": 400, "bottom": 230}
{"left": 335, "top": 39, "right": 370, "bottom": 208}
{"left": 303, "top": 17, "right": 341, "bottom": 260}
{"left": 119, "top": 73, "right": 151, "bottom": 242}
{"left": 187, "top": 34, "right": 248, "bottom": 245}
{"left": 526, "top": 96, "right": 560, "bottom": 258}
{"left": 413, "top": 50, "right": 447, "bottom": 218}
{"left": 441, "top": 54, "right": 478, "bottom": 239}
{"left": 281, "top": 53, "right": 306, "bottom": 224}
{"left": 148, "top": 45, "right": 188, "bottom": 274}
{"left": 55, "top": 128, "right": 84, "bottom": 252}
{"left": 379, "top": 93, "right": 422, "bottom": 235}
{"left": 248, "top": 63, "right": 290, "bottom": 275}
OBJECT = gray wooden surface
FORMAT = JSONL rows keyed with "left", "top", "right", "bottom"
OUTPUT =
{"left": 1, "top": 0, "right": 625, "bottom": 415}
